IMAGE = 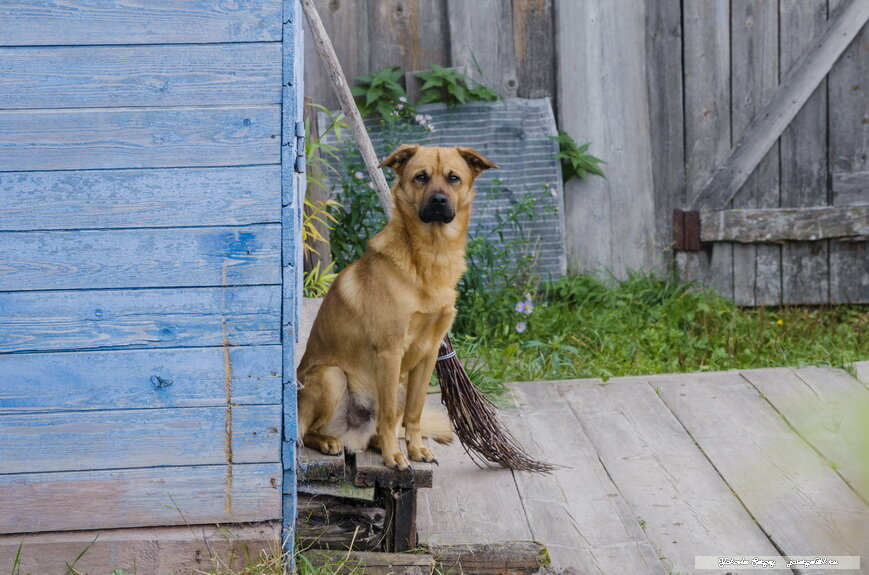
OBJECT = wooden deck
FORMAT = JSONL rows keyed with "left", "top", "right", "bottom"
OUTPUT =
{"left": 418, "top": 364, "right": 869, "bottom": 574}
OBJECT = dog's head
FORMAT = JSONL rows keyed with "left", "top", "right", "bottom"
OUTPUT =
{"left": 379, "top": 145, "right": 498, "bottom": 224}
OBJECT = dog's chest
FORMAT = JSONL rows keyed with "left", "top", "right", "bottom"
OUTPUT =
{"left": 400, "top": 306, "right": 455, "bottom": 367}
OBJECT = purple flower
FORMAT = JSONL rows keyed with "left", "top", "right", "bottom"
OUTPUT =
{"left": 515, "top": 301, "right": 525, "bottom": 313}
{"left": 515, "top": 299, "right": 534, "bottom": 314}
{"left": 515, "top": 321, "right": 527, "bottom": 333}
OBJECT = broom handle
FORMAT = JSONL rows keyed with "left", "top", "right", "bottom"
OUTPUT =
{"left": 300, "top": 0, "right": 393, "bottom": 216}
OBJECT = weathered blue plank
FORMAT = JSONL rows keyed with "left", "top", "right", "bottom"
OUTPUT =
{"left": 0, "top": 463, "right": 281, "bottom": 534}
{"left": 0, "top": 405, "right": 280, "bottom": 474}
{"left": 0, "top": 346, "right": 281, "bottom": 414}
{"left": 0, "top": 43, "right": 282, "bottom": 109}
{"left": 0, "top": 286, "right": 280, "bottom": 353}
{"left": 0, "top": 166, "right": 281, "bottom": 231}
{"left": 0, "top": 106, "right": 280, "bottom": 171}
{"left": 0, "top": 225, "right": 281, "bottom": 291}
{"left": 0, "top": 1, "right": 282, "bottom": 46}
{"left": 281, "top": 0, "right": 304, "bottom": 553}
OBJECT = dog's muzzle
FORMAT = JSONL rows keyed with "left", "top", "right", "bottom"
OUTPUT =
{"left": 419, "top": 193, "right": 455, "bottom": 223}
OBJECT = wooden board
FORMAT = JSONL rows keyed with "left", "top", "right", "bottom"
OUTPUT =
{"left": 0, "top": 106, "right": 280, "bottom": 171}
{"left": 741, "top": 367, "right": 869, "bottom": 502}
{"left": 427, "top": 542, "right": 546, "bottom": 575}
{"left": 645, "top": 0, "right": 686, "bottom": 256}
{"left": 780, "top": 0, "right": 831, "bottom": 305}
{"left": 416, "top": 401, "right": 532, "bottom": 546}
{"left": 0, "top": 166, "right": 281, "bottom": 232}
{"left": 367, "top": 0, "right": 450, "bottom": 75}
{"left": 447, "top": 0, "right": 518, "bottom": 96}
{"left": 656, "top": 371, "right": 869, "bottom": 557}
{"left": 0, "top": 522, "right": 281, "bottom": 575}
{"left": 512, "top": 0, "right": 555, "bottom": 101}
{"left": 298, "top": 445, "right": 346, "bottom": 483}
{"left": 0, "top": 0, "right": 282, "bottom": 46}
{"left": 304, "top": 550, "right": 434, "bottom": 574}
{"left": 555, "top": 0, "right": 657, "bottom": 277}
{"left": 0, "top": 225, "right": 280, "bottom": 291}
{"left": 353, "top": 445, "right": 433, "bottom": 489}
{"left": 0, "top": 285, "right": 281, "bottom": 353}
{"left": 0, "top": 404, "right": 280, "bottom": 474}
{"left": 0, "top": 346, "right": 281, "bottom": 413}
{"left": 504, "top": 382, "right": 665, "bottom": 572}
{"left": 0, "top": 43, "right": 281, "bottom": 109}
{"left": 678, "top": 0, "right": 733, "bottom": 298}
{"left": 731, "top": 0, "right": 781, "bottom": 306}
{"left": 699, "top": 207, "right": 869, "bottom": 242}
{"left": 829, "top": 0, "right": 869, "bottom": 304}
{"left": 557, "top": 379, "right": 782, "bottom": 575}
{"left": 0, "top": 463, "right": 281, "bottom": 533}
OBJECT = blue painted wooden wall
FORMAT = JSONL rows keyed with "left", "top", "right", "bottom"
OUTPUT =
{"left": 0, "top": 0, "right": 302, "bottom": 552}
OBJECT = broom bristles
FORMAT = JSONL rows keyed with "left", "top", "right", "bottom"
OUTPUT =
{"left": 436, "top": 334, "right": 557, "bottom": 474}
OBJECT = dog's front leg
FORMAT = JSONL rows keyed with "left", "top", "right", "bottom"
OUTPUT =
{"left": 404, "top": 353, "right": 438, "bottom": 463}
{"left": 374, "top": 349, "right": 408, "bottom": 470}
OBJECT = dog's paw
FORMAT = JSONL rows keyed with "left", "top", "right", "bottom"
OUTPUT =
{"left": 315, "top": 436, "right": 343, "bottom": 455}
{"left": 382, "top": 450, "right": 410, "bottom": 471}
{"left": 408, "top": 445, "right": 437, "bottom": 463}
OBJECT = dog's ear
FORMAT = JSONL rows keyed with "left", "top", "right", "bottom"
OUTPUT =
{"left": 379, "top": 144, "right": 420, "bottom": 175}
{"left": 457, "top": 147, "right": 499, "bottom": 174}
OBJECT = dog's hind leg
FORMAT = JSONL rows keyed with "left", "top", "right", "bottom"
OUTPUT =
{"left": 298, "top": 365, "right": 346, "bottom": 456}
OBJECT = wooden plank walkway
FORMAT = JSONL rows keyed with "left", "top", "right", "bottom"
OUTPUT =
{"left": 418, "top": 364, "right": 869, "bottom": 574}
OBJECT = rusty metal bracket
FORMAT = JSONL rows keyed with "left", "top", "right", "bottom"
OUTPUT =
{"left": 673, "top": 209, "right": 701, "bottom": 251}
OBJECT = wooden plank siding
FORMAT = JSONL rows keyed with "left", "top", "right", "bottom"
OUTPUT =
{"left": 0, "top": 167, "right": 281, "bottom": 231}
{"left": 0, "top": 1, "right": 283, "bottom": 46}
{"left": 0, "top": 464, "right": 282, "bottom": 534}
{"left": 0, "top": 106, "right": 280, "bottom": 171}
{"left": 0, "top": 44, "right": 281, "bottom": 109}
{"left": 0, "top": 0, "right": 300, "bottom": 547}
{"left": 0, "top": 346, "right": 282, "bottom": 414}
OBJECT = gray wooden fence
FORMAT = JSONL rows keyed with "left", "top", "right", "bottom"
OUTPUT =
{"left": 304, "top": 0, "right": 868, "bottom": 305}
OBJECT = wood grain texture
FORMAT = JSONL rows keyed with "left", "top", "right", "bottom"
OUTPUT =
{"left": 416, "top": 398, "right": 532, "bottom": 547}
{"left": 512, "top": 0, "right": 556, "bottom": 101}
{"left": 829, "top": 0, "right": 869, "bottom": 304}
{"left": 0, "top": 106, "right": 280, "bottom": 171}
{"left": 678, "top": 0, "right": 733, "bottom": 298}
{"left": 646, "top": 0, "right": 686, "bottom": 257}
{"left": 833, "top": 171, "right": 869, "bottom": 206}
{"left": 699, "top": 206, "right": 869, "bottom": 242}
{"left": 0, "top": 225, "right": 280, "bottom": 291}
{"left": 0, "top": 43, "right": 281, "bottom": 110}
{"left": 0, "top": 346, "right": 281, "bottom": 414}
{"left": 656, "top": 372, "right": 869, "bottom": 558}
{"left": 780, "top": 0, "right": 831, "bottom": 305}
{"left": 741, "top": 367, "right": 869, "bottom": 503}
{"left": 558, "top": 379, "right": 782, "bottom": 575}
{"left": 353, "top": 446, "right": 433, "bottom": 489}
{"left": 0, "top": 285, "right": 280, "bottom": 353}
{"left": 731, "top": 0, "right": 781, "bottom": 306}
{"left": 556, "top": 0, "right": 658, "bottom": 278}
{"left": 0, "top": 523, "right": 281, "bottom": 575}
{"left": 297, "top": 445, "right": 345, "bottom": 483}
{"left": 448, "top": 0, "right": 518, "bottom": 97}
{"left": 0, "top": 463, "right": 281, "bottom": 534}
{"left": 367, "top": 0, "right": 449, "bottom": 75}
{"left": 0, "top": 404, "right": 280, "bottom": 474}
{"left": 0, "top": 166, "right": 281, "bottom": 232}
{"left": 505, "top": 382, "right": 666, "bottom": 572}
{"left": 691, "top": 0, "right": 869, "bottom": 210}
{"left": 0, "top": 0, "right": 282, "bottom": 46}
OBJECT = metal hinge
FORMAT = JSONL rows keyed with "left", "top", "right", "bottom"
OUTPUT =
{"left": 293, "top": 120, "right": 306, "bottom": 173}
{"left": 673, "top": 209, "right": 701, "bottom": 251}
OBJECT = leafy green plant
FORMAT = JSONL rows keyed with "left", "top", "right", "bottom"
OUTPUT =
{"left": 303, "top": 260, "right": 338, "bottom": 298}
{"left": 350, "top": 66, "right": 408, "bottom": 119}
{"left": 551, "top": 130, "right": 606, "bottom": 183}
{"left": 415, "top": 64, "right": 499, "bottom": 106}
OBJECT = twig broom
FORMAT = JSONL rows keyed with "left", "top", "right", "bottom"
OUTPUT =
{"left": 301, "top": 0, "right": 555, "bottom": 474}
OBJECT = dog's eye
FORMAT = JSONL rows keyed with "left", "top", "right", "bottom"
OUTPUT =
{"left": 414, "top": 173, "right": 429, "bottom": 183}
{"left": 448, "top": 174, "right": 461, "bottom": 184}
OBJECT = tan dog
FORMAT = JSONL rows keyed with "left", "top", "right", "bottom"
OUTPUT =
{"left": 297, "top": 144, "right": 497, "bottom": 469}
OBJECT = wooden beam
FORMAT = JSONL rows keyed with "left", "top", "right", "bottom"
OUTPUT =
{"left": 691, "top": 0, "right": 869, "bottom": 209}
{"left": 700, "top": 206, "right": 868, "bottom": 243}
{"left": 302, "top": 550, "right": 435, "bottom": 574}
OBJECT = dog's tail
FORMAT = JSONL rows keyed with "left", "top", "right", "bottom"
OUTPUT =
{"left": 420, "top": 406, "right": 454, "bottom": 444}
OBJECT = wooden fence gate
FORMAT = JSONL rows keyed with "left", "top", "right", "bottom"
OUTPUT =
{"left": 658, "top": 0, "right": 869, "bottom": 305}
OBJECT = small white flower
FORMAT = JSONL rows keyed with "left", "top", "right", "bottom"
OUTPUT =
{"left": 399, "top": 96, "right": 407, "bottom": 102}
{"left": 354, "top": 171, "right": 364, "bottom": 179}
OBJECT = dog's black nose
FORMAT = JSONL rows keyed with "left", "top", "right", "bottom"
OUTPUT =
{"left": 429, "top": 193, "right": 448, "bottom": 207}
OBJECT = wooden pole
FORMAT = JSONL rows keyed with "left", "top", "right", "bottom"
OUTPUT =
{"left": 299, "top": 0, "right": 394, "bottom": 215}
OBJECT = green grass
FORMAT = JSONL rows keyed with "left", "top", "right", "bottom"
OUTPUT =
{"left": 452, "top": 272, "right": 867, "bottom": 391}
